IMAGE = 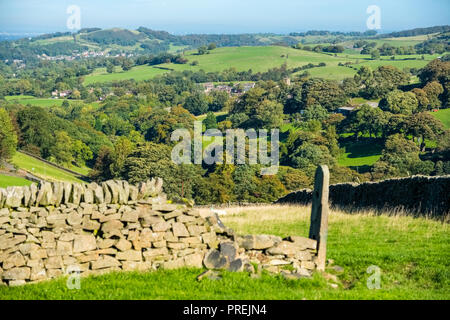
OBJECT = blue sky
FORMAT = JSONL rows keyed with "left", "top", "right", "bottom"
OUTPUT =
{"left": 0, "top": 0, "right": 449, "bottom": 34}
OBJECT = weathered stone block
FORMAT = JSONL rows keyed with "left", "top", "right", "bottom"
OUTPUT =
{"left": 3, "top": 252, "right": 26, "bottom": 269}
{"left": 2, "top": 267, "right": 31, "bottom": 280}
{"left": 56, "top": 241, "right": 73, "bottom": 256}
{"left": 101, "top": 220, "right": 124, "bottom": 233}
{"left": 238, "top": 234, "right": 281, "bottom": 250}
{"left": 45, "top": 256, "right": 64, "bottom": 269}
{"left": 121, "top": 211, "right": 138, "bottom": 223}
{"left": 115, "top": 238, "right": 132, "bottom": 251}
{"left": 184, "top": 253, "right": 203, "bottom": 268}
{"left": 91, "top": 256, "right": 121, "bottom": 270}
{"left": 172, "top": 222, "right": 189, "bottom": 238}
{"left": 82, "top": 216, "right": 101, "bottom": 231}
{"left": 116, "top": 250, "right": 142, "bottom": 261}
{"left": 152, "top": 204, "right": 178, "bottom": 212}
{"left": 152, "top": 221, "right": 171, "bottom": 232}
{"left": 286, "top": 236, "right": 317, "bottom": 250}
{"left": 203, "top": 249, "right": 228, "bottom": 270}
{"left": 73, "top": 234, "right": 97, "bottom": 253}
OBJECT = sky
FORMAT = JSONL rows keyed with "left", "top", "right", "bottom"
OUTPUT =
{"left": 0, "top": 0, "right": 449, "bottom": 35}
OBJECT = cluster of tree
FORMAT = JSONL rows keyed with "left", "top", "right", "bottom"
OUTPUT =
{"left": 380, "top": 25, "right": 450, "bottom": 38}
{"left": 376, "top": 43, "right": 417, "bottom": 56}
{"left": 137, "top": 27, "right": 269, "bottom": 47}
{"left": 414, "top": 33, "right": 450, "bottom": 54}
{"left": 80, "top": 29, "right": 145, "bottom": 46}
{"left": 197, "top": 43, "right": 217, "bottom": 55}
{"left": 1, "top": 52, "right": 449, "bottom": 204}
{"left": 0, "top": 39, "right": 89, "bottom": 62}
{"left": 294, "top": 44, "right": 344, "bottom": 53}
{"left": 1, "top": 104, "right": 111, "bottom": 167}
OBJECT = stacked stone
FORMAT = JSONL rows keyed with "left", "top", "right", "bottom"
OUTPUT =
{"left": 202, "top": 231, "right": 317, "bottom": 279}
{"left": 0, "top": 178, "right": 164, "bottom": 209}
{"left": 0, "top": 178, "right": 320, "bottom": 286}
{"left": 276, "top": 175, "right": 450, "bottom": 217}
{"left": 0, "top": 204, "right": 220, "bottom": 286}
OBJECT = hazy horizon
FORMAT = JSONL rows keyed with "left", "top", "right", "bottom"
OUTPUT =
{"left": 0, "top": 0, "right": 449, "bottom": 35}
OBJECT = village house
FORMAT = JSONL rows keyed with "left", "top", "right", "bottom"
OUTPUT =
{"left": 203, "top": 82, "right": 215, "bottom": 93}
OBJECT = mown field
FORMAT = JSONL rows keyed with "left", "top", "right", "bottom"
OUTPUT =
{"left": 0, "top": 174, "right": 32, "bottom": 188}
{"left": 337, "top": 139, "right": 383, "bottom": 170}
{"left": 432, "top": 108, "right": 450, "bottom": 129}
{"left": 5, "top": 95, "right": 75, "bottom": 107}
{"left": 83, "top": 46, "right": 445, "bottom": 84}
{"left": 10, "top": 152, "right": 85, "bottom": 184}
{"left": 1, "top": 205, "right": 448, "bottom": 300}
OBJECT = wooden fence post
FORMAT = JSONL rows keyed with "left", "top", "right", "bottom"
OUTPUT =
{"left": 309, "top": 165, "right": 330, "bottom": 271}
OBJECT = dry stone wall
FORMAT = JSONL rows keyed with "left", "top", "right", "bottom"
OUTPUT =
{"left": 0, "top": 178, "right": 319, "bottom": 286}
{"left": 276, "top": 175, "right": 450, "bottom": 217}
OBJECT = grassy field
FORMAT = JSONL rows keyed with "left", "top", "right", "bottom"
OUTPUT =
{"left": 83, "top": 65, "right": 169, "bottom": 85}
{"left": 338, "top": 139, "right": 383, "bottom": 170}
{"left": 0, "top": 174, "right": 32, "bottom": 188}
{"left": 4, "top": 95, "right": 78, "bottom": 107}
{"left": 83, "top": 46, "right": 446, "bottom": 85}
{"left": 432, "top": 108, "right": 450, "bottom": 129}
{"left": 1, "top": 205, "right": 448, "bottom": 300}
{"left": 10, "top": 152, "right": 85, "bottom": 183}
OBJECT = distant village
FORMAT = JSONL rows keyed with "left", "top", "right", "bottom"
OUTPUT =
{"left": 38, "top": 50, "right": 133, "bottom": 61}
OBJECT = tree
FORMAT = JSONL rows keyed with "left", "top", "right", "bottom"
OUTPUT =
{"left": 197, "top": 46, "right": 209, "bottom": 55}
{"left": 251, "top": 99, "right": 284, "bottom": 129}
{"left": 379, "top": 90, "right": 418, "bottom": 114}
{"left": 418, "top": 59, "right": 450, "bottom": 85}
{"left": 411, "top": 88, "right": 430, "bottom": 111}
{"left": 208, "top": 43, "right": 217, "bottom": 50}
{"left": 303, "top": 104, "right": 329, "bottom": 122}
{"left": 204, "top": 112, "right": 217, "bottom": 129}
{"left": 277, "top": 166, "right": 311, "bottom": 192}
{"left": 208, "top": 90, "right": 229, "bottom": 112}
{"left": 372, "top": 134, "right": 434, "bottom": 179}
{"left": 341, "top": 78, "right": 359, "bottom": 97}
{"left": 371, "top": 49, "right": 380, "bottom": 60}
{"left": 122, "top": 143, "right": 203, "bottom": 200}
{"left": 72, "top": 139, "right": 93, "bottom": 166}
{"left": 121, "top": 59, "right": 133, "bottom": 71}
{"left": 70, "top": 89, "right": 81, "bottom": 100}
{"left": 50, "top": 131, "right": 73, "bottom": 165}
{"left": 110, "top": 136, "right": 134, "bottom": 177}
{"left": 106, "top": 63, "right": 114, "bottom": 73}
{"left": 405, "top": 112, "right": 444, "bottom": 151}
{"left": 16, "top": 106, "right": 53, "bottom": 157}
{"left": 184, "top": 92, "right": 209, "bottom": 116}
{"left": 422, "top": 81, "right": 444, "bottom": 108}
{"left": 89, "top": 146, "right": 115, "bottom": 182}
{"left": 349, "top": 104, "right": 387, "bottom": 138}
{"left": 301, "top": 78, "right": 347, "bottom": 111}
{"left": 0, "top": 108, "right": 17, "bottom": 162}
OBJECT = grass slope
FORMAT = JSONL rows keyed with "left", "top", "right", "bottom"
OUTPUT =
{"left": 4, "top": 95, "right": 77, "bottom": 107}
{"left": 338, "top": 139, "right": 383, "bottom": 170}
{"left": 432, "top": 108, "right": 450, "bottom": 129}
{"left": 0, "top": 174, "right": 32, "bottom": 188}
{"left": 1, "top": 205, "right": 448, "bottom": 300}
{"left": 10, "top": 152, "right": 84, "bottom": 183}
{"left": 83, "top": 46, "right": 446, "bottom": 85}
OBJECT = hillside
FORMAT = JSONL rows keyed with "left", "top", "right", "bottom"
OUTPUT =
{"left": 2, "top": 25, "right": 448, "bottom": 63}
{"left": 83, "top": 45, "right": 441, "bottom": 84}
{"left": 9, "top": 152, "right": 86, "bottom": 184}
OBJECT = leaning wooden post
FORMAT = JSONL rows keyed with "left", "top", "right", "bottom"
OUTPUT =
{"left": 309, "top": 165, "right": 330, "bottom": 272}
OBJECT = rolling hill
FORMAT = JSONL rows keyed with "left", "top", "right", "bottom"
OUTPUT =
{"left": 83, "top": 45, "right": 441, "bottom": 84}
